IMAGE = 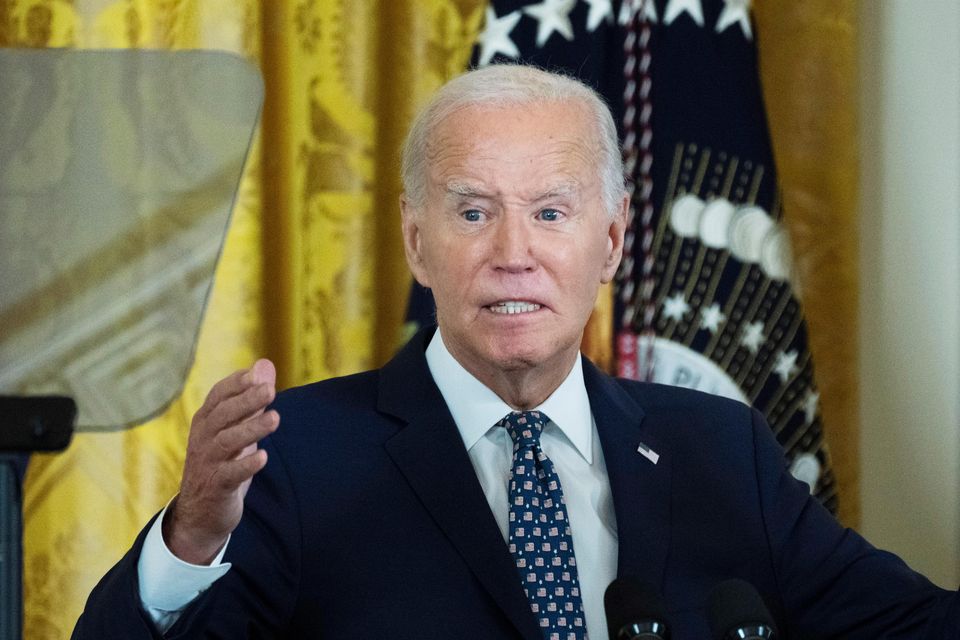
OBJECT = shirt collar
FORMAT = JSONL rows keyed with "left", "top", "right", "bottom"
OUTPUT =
{"left": 425, "top": 329, "right": 594, "bottom": 463}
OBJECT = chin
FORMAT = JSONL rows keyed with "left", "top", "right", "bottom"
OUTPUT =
{"left": 484, "top": 337, "right": 563, "bottom": 372}
{"left": 490, "top": 353, "right": 543, "bottom": 372}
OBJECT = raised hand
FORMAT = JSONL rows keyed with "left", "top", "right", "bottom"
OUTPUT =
{"left": 163, "top": 359, "right": 279, "bottom": 565}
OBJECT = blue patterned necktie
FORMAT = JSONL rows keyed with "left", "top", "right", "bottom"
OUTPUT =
{"left": 499, "top": 410, "right": 587, "bottom": 640}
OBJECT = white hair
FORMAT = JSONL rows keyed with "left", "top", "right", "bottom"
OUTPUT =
{"left": 400, "top": 64, "right": 625, "bottom": 217}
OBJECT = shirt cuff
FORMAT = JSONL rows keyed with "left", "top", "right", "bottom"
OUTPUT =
{"left": 137, "top": 502, "right": 232, "bottom": 620}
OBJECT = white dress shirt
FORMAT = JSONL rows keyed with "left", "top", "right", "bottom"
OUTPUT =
{"left": 139, "top": 330, "right": 619, "bottom": 638}
{"left": 425, "top": 331, "right": 619, "bottom": 639}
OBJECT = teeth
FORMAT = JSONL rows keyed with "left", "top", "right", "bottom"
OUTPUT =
{"left": 488, "top": 301, "right": 542, "bottom": 314}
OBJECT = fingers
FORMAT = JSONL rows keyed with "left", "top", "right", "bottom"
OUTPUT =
{"left": 185, "top": 358, "right": 280, "bottom": 476}
{"left": 204, "top": 382, "right": 276, "bottom": 434}
{"left": 213, "top": 410, "right": 279, "bottom": 457}
{"left": 215, "top": 448, "right": 269, "bottom": 489}
{"left": 197, "top": 358, "right": 277, "bottom": 420}
{"left": 248, "top": 358, "right": 276, "bottom": 387}
{"left": 197, "top": 368, "right": 248, "bottom": 418}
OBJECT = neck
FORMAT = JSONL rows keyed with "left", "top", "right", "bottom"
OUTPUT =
{"left": 443, "top": 339, "right": 579, "bottom": 411}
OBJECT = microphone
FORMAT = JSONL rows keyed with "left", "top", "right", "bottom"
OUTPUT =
{"left": 708, "top": 579, "right": 777, "bottom": 640}
{"left": 604, "top": 577, "right": 670, "bottom": 639}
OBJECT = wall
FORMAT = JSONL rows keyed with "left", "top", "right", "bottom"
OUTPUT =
{"left": 859, "top": 0, "right": 960, "bottom": 588}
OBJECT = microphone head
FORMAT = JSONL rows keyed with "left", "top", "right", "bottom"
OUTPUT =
{"left": 604, "top": 577, "right": 670, "bottom": 639}
{"left": 708, "top": 579, "right": 777, "bottom": 640}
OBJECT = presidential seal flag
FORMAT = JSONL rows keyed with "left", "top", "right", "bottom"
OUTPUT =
{"left": 404, "top": 0, "right": 837, "bottom": 512}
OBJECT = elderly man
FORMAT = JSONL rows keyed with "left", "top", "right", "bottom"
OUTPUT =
{"left": 75, "top": 65, "right": 955, "bottom": 639}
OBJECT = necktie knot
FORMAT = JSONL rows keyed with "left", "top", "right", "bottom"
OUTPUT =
{"left": 499, "top": 410, "right": 549, "bottom": 449}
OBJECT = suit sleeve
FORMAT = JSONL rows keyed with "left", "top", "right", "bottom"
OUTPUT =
{"left": 72, "top": 430, "right": 303, "bottom": 639}
{"left": 71, "top": 514, "right": 167, "bottom": 640}
{"left": 751, "top": 408, "right": 960, "bottom": 638}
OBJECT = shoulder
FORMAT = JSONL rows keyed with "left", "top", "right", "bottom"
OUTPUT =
{"left": 582, "top": 355, "right": 754, "bottom": 425}
{"left": 605, "top": 376, "right": 764, "bottom": 460}
{"left": 265, "top": 368, "right": 400, "bottom": 450}
{"left": 616, "top": 377, "right": 756, "bottom": 426}
{"left": 272, "top": 369, "right": 381, "bottom": 414}
{"left": 606, "top": 379, "right": 789, "bottom": 503}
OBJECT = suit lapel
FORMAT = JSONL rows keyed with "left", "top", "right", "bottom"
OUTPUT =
{"left": 378, "top": 329, "right": 542, "bottom": 640}
{"left": 583, "top": 359, "right": 672, "bottom": 589}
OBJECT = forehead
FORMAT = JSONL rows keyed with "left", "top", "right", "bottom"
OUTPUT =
{"left": 424, "top": 101, "right": 601, "bottom": 198}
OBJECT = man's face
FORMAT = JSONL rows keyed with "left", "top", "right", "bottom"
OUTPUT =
{"left": 402, "top": 100, "right": 626, "bottom": 383}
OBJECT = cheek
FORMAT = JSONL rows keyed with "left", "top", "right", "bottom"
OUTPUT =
{"left": 562, "top": 245, "right": 611, "bottom": 306}
{"left": 422, "top": 244, "right": 471, "bottom": 293}
{"left": 563, "top": 238, "right": 609, "bottom": 275}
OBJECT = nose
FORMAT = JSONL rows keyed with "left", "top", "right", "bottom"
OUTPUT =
{"left": 492, "top": 211, "right": 538, "bottom": 273}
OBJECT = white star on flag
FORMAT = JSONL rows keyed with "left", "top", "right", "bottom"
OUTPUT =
{"left": 699, "top": 303, "right": 726, "bottom": 333}
{"left": 773, "top": 350, "right": 799, "bottom": 383}
{"left": 476, "top": 7, "right": 523, "bottom": 66}
{"left": 716, "top": 0, "right": 753, "bottom": 40}
{"left": 584, "top": 0, "right": 614, "bottom": 32}
{"left": 740, "top": 321, "right": 765, "bottom": 354}
{"left": 618, "top": 0, "right": 658, "bottom": 26}
{"left": 803, "top": 390, "right": 820, "bottom": 426}
{"left": 663, "top": 0, "right": 705, "bottom": 27}
{"left": 523, "top": 0, "right": 577, "bottom": 47}
{"left": 662, "top": 292, "right": 691, "bottom": 322}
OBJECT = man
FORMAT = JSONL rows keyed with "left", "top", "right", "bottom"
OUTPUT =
{"left": 74, "top": 65, "right": 956, "bottom": 639}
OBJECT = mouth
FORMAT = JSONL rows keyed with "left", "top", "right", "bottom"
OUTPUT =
{"left": 485, "top": 300, "right": 543, "bottom": 315}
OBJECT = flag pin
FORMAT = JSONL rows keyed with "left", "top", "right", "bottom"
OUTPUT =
{"left": 637, "top": 442, "right": 660, "bottom": 465}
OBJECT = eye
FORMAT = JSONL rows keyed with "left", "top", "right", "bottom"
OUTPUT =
{"left": 538, "top": 208, "right": 563, "bottom": 222}
{"left": 462, "top": 209, "right": 484, "bottom": 222}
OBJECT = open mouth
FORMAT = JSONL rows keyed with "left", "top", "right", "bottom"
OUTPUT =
{"left": 486, "top": 301, "right": 542, "bottom": 315}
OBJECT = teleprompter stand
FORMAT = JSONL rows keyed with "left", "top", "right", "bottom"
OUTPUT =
{"left": 0, "top": 397, "right": 76, "bottom": 640}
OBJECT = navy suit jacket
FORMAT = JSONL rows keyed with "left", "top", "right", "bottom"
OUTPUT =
{"left": 74, "top": 328, "right": 958, "bottom": 638}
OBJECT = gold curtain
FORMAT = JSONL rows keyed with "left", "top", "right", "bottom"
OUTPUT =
{"left": 754, "top": 1, "right": 860, "bottom": 528}
{"left": 5, "top": 1, "right": 859, "bottom": 637}
{"left": 8, "top": 1, "right": 483, "bottom": 638}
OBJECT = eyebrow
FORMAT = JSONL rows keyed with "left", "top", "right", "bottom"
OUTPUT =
{"left": 444, "top": 182, "right": 492, "bottom": 199}
{"left": 443, "top": 180, "right": 581, "bottom": 202}
{"left": 533, "top": 180, "right": 580, "bottom": 201}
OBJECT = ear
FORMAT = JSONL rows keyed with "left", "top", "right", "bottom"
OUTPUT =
{"left": 600, "top": 195, "right": 629, "bottom": 284}
{"left": 400, "top": 195, "right": 431, "bottom": 288}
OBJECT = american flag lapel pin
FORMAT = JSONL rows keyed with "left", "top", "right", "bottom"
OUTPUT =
{"left": 637, "top": 441, "right": 660, "bottom": 465}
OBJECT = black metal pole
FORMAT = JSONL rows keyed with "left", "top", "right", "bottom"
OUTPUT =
{"left": 0, "top": 457, "right": 22, "bottom": 640}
